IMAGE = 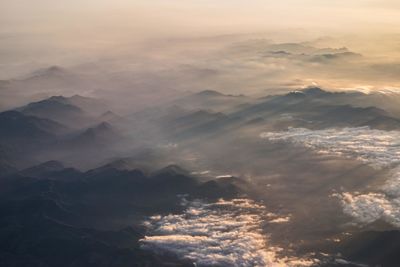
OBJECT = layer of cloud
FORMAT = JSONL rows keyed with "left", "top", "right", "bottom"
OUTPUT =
{"left": 141, "top": 198, "right": 316, "bottom": 267}
{"left": 261, "top": 127, "right": 400, "bottom": 227}
{"left": 260, "top": 127, "right": 400, "bottom": 168}
{"left": 269, "top": 216, "right": 291, "bottom": 224}
{"left": 3, "top": 33, "right": 400, "bottom": 112}
{"left": 335, "top": 192, "right": 400, "bottom": 226}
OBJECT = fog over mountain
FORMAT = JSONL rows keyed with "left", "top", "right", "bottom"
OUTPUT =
{"left": 2, "top": 1, "right": 400, "bottom": 267}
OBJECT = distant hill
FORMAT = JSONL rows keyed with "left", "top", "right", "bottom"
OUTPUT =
{"left": 17, "top": 95, "right": 108, "bottom": 127}
{"left": 0, "top": 66, "right": 86, "bottom": 111}
{"left": 67, "top": 94, "right": 109, "bottom": 116}
{"left": 98, "top": 110, "right": 122, "bottom": 123}
{"left": 224, "top": 87, "right": 400, "bottom": 131}
{"left": 173, "top": 89, "right": 249, "bottom": 112}
{"left": 66, "top": 122, "right": 119, "bottom": 148}
{"left": 18, "top": 96, "right": 86, "bottom": 126}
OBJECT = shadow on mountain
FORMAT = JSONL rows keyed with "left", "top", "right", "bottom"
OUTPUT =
{"left": 0, "top": 160, "right": 246, "bottom": 266}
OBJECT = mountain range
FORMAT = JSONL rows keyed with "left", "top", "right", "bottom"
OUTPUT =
{"left": 2, "top": 87, "right": 400, "bottom": 266}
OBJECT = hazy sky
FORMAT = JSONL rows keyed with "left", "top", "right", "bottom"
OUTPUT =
{"left": 2, "top": 0, "right": 400, "bottom": 35}
{"left": 1, "top": 0, "right": 400, "bottom": 93}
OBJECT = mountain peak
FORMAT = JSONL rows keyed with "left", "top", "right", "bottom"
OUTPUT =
{"left": 196, "top": 90, "right": 225, "bottom": 97}
{"left": 46, "top": 65, "right": 64, "bottom": 73}
{"left": 69, "top": 94, "right": 92, "bottom": 101}
{"left": 29, "top": 66, "right": 66, "bottom": 78}
{"left": 80, "top": 121, "right": 115, "bottom": 140}
{"left": 19, "top": 96, "right": 83, "bottom": 121}
{"left": 48, "top": 95, "right": 69, "bottom": 103}
{"left": 301, "top": 87, "right": 328, "bottom": 95}
{"left": 93, "top": 159, "right": 137, "bottom": 173}
{"left": 99, "top": 110, "right": 121, "bottom": 122}
{"left": 20, "top": 160, "right": 65, "bottom": 177}
{"left": 66, "top": 121, "right": 118, "bottom": 148}
{"left": 152, "top": 164, "right": 191, "bottom": 177}
{"left": 96, "top": 121, "right": 112, "bottom": 130}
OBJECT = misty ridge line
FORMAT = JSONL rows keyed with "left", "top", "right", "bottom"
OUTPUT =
{"left": 2, "top": 33, "right": 400, "bottom": 114}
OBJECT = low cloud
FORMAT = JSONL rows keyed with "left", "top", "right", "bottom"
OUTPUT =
{"left": 269, "top": 216, "right": 291, "bottom": 224}
{"left": 260, "top": 127, "right": 400, "bottom": 168}
{"left": 141, "top": 198, "right": 316, "bottom": 267}
{"left": 334, "top": 192, "right": 400, "bottom": 226}
{"left": 261, "top": 127, "right": 400, "bottom": 227}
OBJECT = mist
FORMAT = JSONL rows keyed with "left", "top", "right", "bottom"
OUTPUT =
{"left": 2, "top": 0, "right": 400, "bottom": 90}
{"left": 2, "top": 1, "right": 400, "bottom": 267}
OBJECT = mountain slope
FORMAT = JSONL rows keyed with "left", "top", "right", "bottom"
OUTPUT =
{"left": 20, "top": 96, "right": 84, "bottom": 124}
{"left": 173, "top": 90, "right": 249, "bottom": 112}
{"left": 0, "top": 110, "right": 67, "bottom": 138}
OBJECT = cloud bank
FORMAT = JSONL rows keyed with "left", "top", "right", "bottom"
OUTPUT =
{"left": 261, "top": 127, "right": 400, "bottom": 227}
{"left": 141, "top": 198, "right": 315, "bottom": 267}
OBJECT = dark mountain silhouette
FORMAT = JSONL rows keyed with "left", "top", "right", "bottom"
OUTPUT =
{"left": 27, "top": 65, "right": 67, "bottom": 79}
{"left": 194, "top": 176, "right": 245, "bottom": 200}
{"left": 195, "top": 89, "right": 225, "bottom": 97}
{"left": 0, "top": 110, "right": 69, "bottom": 167}
{"left": 2, "top": 88, "right": 400, "bottom": 266}
{"left": 0, "top": 160, "right": 244, "bottom": 266}
{"left": 217, "top": 87, "right": 400, "bottom": 131}
{"left": 308, "top": 104, "right": 400, "bottom": 130}
{"left": 18, "top": 96, "right": 86, "bottom": 126}
{"left": 19, "top": 160, "right": 65, "bottom": 178}
{"left": 164, "top": 110, "right": 227, "bottom": 135}
{"left": 173, "top": 89, "right": 249, "bottom": 112}
{"left": 0, "top": 66, "right": 88, "bottom": 111}
{"left": 67, "top": 94, "right": 108, "bottom": 115}
{"left": 98, "top": 110, "right": 122, "bottom": 122}
{"left": 0, "top": 97, "right": 123, "bottom": 169}
{"left": 17, "top": 95, "right": 103, "bottom": 127}
{"left": 151, "top": 164, "right": 191, "bottom": 177}
{"left": 309, "top": 51, "right": 362, "bottom": 63}
{"left": 302, "top": 86, "right": 332, "bottom": 96}
{"left": 0, "top": 110, "right": 67, "bottom": 139}
{"left": 90, "top": 159, "right": 135, "bottom": 172}
{"left": 66, "top": 122, "right": 119, "bottom": 148}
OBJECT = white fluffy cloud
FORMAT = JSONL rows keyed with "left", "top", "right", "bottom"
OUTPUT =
{"left": 269, "top": 216, "right": 291, "bottom": 224}
{"left": 141, "top": 198, "right": 315, "bottom": 267}
{"left": 335, "top": 192, "right": 400, "bottom": 226}
{"left": 260, "top": 127, "right": 400, "bottom": 168}
{"left": 261, "top": 127, "right": 400, "bottom": 227}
